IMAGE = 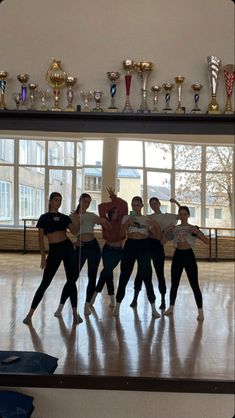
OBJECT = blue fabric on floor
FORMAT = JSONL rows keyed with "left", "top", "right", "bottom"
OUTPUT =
{"left": 0, "top": 351, "right": 58, "bottom": 374}
{"left": 0, "top": 390, "right": 34, "bottom": 418}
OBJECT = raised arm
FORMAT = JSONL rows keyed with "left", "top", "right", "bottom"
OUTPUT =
{"left": 170, "top": 197, "right": 181, "bottom": 208}
{"left": 98, "top": 188, "right": 128, "bottom": 217}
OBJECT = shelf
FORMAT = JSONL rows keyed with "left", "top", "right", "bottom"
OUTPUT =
{"left": 0, "top": 110, "right": 234, "bottom": 135}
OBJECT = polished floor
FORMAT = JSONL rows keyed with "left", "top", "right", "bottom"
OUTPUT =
{"left": 0, "top": 252, "right": 234, "bottom": 381}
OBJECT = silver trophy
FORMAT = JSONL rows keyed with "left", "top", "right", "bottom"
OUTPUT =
{"left": 93, "top": 90, "right": 103, "bottom": 112}
{"left": 38, "top": 88, "right": 51, "bottom": 111}
{"left": 191, "top": 83, "right": 203, "bottom": 113}
{"left": 65, "top": 76, "right": 77, "bottom": 112}
{"left": 162, "top": 83, "right": 174, "bottom": 113}
{"left": 81, "top": 90, "right": 92, "bottom": 112}
{"left": 28, "top": 83, "right": 38, "bottom": 110}
{"left": 151, "top": 85, "right": 161, "bottom": 113}
{"left": 207, "top": 55, "right": 221, "bottom": 114}
{"left": 136, "top": 61, "right": 154, "bottom": 113}
{"left": 175, "top": 76, "right": 185, "bottom": 113}
{"left": 107, "top": 71, "right": 120, "bottom": 112}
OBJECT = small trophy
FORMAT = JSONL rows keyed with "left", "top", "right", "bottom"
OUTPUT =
{"left": 17, "top": 73, "right": 30, "bottom": 109}
{"left": 151, "top": 85, "right": 161, "bottom": 113}
{"left": 28, "top": 83, "right": 38, "bottom": 110}
{"left": 81, "top": 90, "right": 92, "bottom": 112}
{"left": 223, "top": 64, "right": 235, "bottom": 114}
{"left": 207, "top": 55, "right": 221, "bottom": 114}
{"left": 93, "top": 90, "right": 103, "bottom": 112}
{"left": 162, "top": 83, "right": 174, "bottom": 113}
{"left": 12, "top": 92, "right": 21, "bottom": 110}
{"left": 38, "top": 88, "right": 50, "bottom": 111}
{"left": 136, "top": 61, "right": 154, "bottom": 113}
{"left": 191, "top": 83, "right": 203, "bottom": 113}
{"left": 0, "top": 71, "right": 9, "bottom": 109}
{"left": 175, "top": 76, "right": 185, "bottom": 113}
{"left": 46, "top": 58, "right": 67, "bottom": 111}
{"left": 122, "top": 60, "right": 136, "bottom": 112}
{"left": 107, "top": 71, "right": 120, "bottom": 112}
{"left": 65, "top": 76, "right": 77, "bottom": 112}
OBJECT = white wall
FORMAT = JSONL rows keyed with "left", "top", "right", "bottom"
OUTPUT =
{"left": 1, "top": 0, "right": 234, "bottom": 112}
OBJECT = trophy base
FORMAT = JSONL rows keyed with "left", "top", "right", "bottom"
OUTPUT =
{"left": 122, "top": 108, "right": 133, "bottom": 113}
{"left": 137, "top": 109, "right": 151, "bottom": 114}
{"left": 175, "top": 108, "right": 185, "bottom": 114}
{"left": 51, "top": 107, "right": 62, "bottom": 112}
{"left": 92, "top": 108, "right": 103, "bottom": 112}
{"left": 162, "top": 109, "right": 174, "bottom": 114}
{"left": 191, "top": 109, "right": 203, "bottom": 114}
{"left": 107, "top": 107, "right": 118, "bottom": 112}
{"left": 207, "top": 110, "right": 221, "bottom": 115}
{"left": 65, "top": 106, "right": 75, "bottom": 112}
{"left": 224, "top": 110, "right": 234, "bottom": 115}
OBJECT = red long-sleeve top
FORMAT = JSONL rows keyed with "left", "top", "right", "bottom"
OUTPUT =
{"left": 98, "top": 196, "right": 128, "bottom": 243}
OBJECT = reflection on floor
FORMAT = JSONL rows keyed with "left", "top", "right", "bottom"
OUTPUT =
{"left": 0, "top": 253, "right": 234, "bottom": 380}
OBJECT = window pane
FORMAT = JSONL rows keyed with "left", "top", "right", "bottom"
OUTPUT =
{"left": 0, "top": 167, "right": 14, "bottom": 225}
{"left": 0, "top": 139, "right": 14, "bottom": 163}
{"left": 175, "top": 172, "right": 201, "bottom": 224}
{"left": 117, "top": 168, "right": 143, "bottom": 210}
{"left": 145, "top": 142, "right": 172, "bottom": 169}
{"left": 118, "top": 140, "right": 143, "bottom": 167}
{"left": 175, "top": 145, "right": 201, "bottom": 170}
{"left": 77, "top": 142, "right": 83, "bottom": 166}
{"left": 49, "top": 169, "right": 72, "bottom": 214}
{"left": 19, "top": 139, "right": 45, "bottom": 165}
{"left": 84, "top": 140, "right": 103, "bottom": 165}
{"left": 19, "top": 167, "right": 45, "bottom": 221}
{"left": 205, "top": 173, "right": 233, "bottom": 228}
{"left": 48, "top": 141, "right": 74, "bottom": 166}
{"left": 206, "top": 146, "right": 233, "bottom": 172}
{"left": 147, "top": 172, "right": 171, "bottom": 213}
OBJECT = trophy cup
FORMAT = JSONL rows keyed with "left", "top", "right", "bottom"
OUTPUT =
{"left": 191, "top": 83, "right": 203, "bottom": 113}
{"left": 0, "top": 71, "right": 9, "bottom": 109}
{"left": 81, "top": 90, "right": 92, "bottom": 112}
{"left": 207, "top": 55, "right": 222, "bottom": 114}
{"left": 122, "top": 60, "right": 136, "bottom": 112}
{"left": 175, "top": 76, "right": 185, "bottom": 113}
{"left": 136, "top": 61, "right": 154, "bottom": 113}
{"left": 46, "top": 58, "right": 67, "bottom": 111}
{"left": 17, "top": 73, "right": 30, "bottom": 109}
{"left": 151, "top": 85, "right": 161, "bottom": 113}
{"left": 162, "top": 83, "right": 174, "bottom": 113}
{"left": 107, "top": 71, "right": 120, "bottom": 112}
{"left": 38, "top": 88, "right": 50, "bottom": 111}
{"left": 28, "top": 83, "right": 38, "bottom": 110}
{"left": 93, "top": 90, "right": 104, "bottom": 112}
{"left": 65, "top": 76, "right": 77, "bottom": 112}
{"left": 223, "top": 64, "right": 235, "bottom": 114}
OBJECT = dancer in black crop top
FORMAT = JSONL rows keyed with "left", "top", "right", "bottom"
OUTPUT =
{"left": 23, "top": 192, "right": 82, "bottom": 325}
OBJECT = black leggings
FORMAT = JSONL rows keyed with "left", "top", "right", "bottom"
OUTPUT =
{"left": 31, "top": 239, "right": 77, "bottom": 309}
{"left": 116, "top": 238, "right": 156, "bottom": 304}
{"left": 59, "top": 238, "right": 101, "bottom": 304}
{"left": 169, "top": 248, "right": 203, "bottom": 308}
{"left": 95, "top": 244, "right": 123, "bottom": 295}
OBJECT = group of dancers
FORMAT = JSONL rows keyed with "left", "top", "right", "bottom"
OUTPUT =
{"left": 23, "top": 188, "right": 208, "bottom": 325}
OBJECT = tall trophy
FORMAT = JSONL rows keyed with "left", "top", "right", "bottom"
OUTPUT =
{"left": 122, "top": 60, "right": 136, "bottom": 112}
{"left": 93, "top": 90, "right": 104, "bottom": 112}
{"left": 175, "top": 76, "right": 185, "bottom": 113}
{"left": 107, "top": 71, "right": 120, "bottom": 112}
{"left": 207, "top": 55, "right": 221, "bottom": 114}
{"left": 162, "top": 83, "right": 174, "bottom": 113}
{"left": 17, "top": 73, "right": 30, "bottom": 109}
{"left": 65, "top": 76, "right": 77, "bottom": 112}
{"left": 81, "top": 90, "right": 92, "bottom": 112}
{"left": 223, "top": 64, "right": 235, "bottom": 114}
{"left": 46, "top": 58, "right": 67, "bottom": 111}
{"left": 28, "top": 83, "right": 38, "bottom": 110}
{"left": 0, "top": 71, "right": 9, "bottom": 109}
{"left": 151, "top": 85, "right": 161, "bottom": 113}
{"left": 136, "top": 61, "right": 154, "bottom": 113}
{"left": 191, "top": 83, "right": 203, "bottom": 113}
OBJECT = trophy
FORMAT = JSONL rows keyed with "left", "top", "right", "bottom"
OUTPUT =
{"left": 122, "top": 60, "right": 136, "bottom": 112}
{"left": 65, "top": 76, "right": 77, "bottom": 112}
{"left": 175, "top": 76, "right": 185, "bottom": 113}
{"left": 12, "top": 92, "right": 21, "bottom": 110}
{"left": 207, "top": 55, "right": 221, "bottom": 114}
{"left": 28, "top": 83, "right": 38, "bottom": 110}
{"left": 191, "top": 83, "right": 203, "bottom": 113}
{"left": 38, "top": 88, "right": 50, "bottom": 111}
{"left": 162, "top": 83, "right": 174, "bottom": 113}
{"left": 81, "top": 90, "right": 92, "bottom": 112}
{"left": 136, "top": 61, "right": 154, "bottom": 113}
{"left": 223, "top": 64, "right": 235, "bottom": 114}
{"left": 0, "top": 71, "right": 9, "bottom": 109}
{"left": 93, "top": 90, "right": 103, "bottom": 112}
{"left": 107, "top": 71, "right": 120, "bottom": 112}
{"left": 46, "top": 58, "right": 67, "bottom": 111}
{"left": 151, "top": 85, "right": 161, "bottom": 113}
{"left": 17, "top": 73, "right": 30, "bottom": 109}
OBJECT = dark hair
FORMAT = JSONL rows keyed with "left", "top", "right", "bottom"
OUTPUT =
{"left": 132, "top": 196, "right": 143, "bottom": 205}
{"left": 107, "top": 207, "right": 117, "bottom": 221}
{"left": 48, "top": 192, "right": 62, "bottom": 211}
{"left": 75, "top": 193, "right": 91, "bottom": 213}
{"left": 149, "top": 197, "right": 161, "bottom": 206}
{"left": 178, "top": 205, "right": 190, "bottom": 216}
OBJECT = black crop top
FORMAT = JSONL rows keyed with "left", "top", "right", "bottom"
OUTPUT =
{"left": 36, "top": 212, "right": 72, "bottom": 236}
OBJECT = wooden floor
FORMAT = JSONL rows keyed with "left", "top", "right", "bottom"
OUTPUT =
{"left": 0, "top": 252, "right": 234, "bottom": 387}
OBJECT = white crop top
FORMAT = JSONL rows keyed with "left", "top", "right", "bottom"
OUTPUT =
{"left": 122, "top": 215, "right": 150, "bottom": 236}
{"left": 172, "top": 224, "right": 197, "bottom": 249}
{"left": 77, "top": 212, "right": 99, "bottom": 235}
{"left": 149, "top": 212, "right": 178, "bottom": 232}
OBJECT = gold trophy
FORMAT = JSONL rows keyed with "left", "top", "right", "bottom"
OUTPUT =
{"left": 81, "top": 90, "right": 92, "bottom": 112}
{"left": 0, "top": 71, "right": 9, "bottom": 109}
{"left": 151, "top": 85, "right": 161, "bottom": 113}
{"left": 175, "top": 76, "right": 185, "bottom": 113}
{"left": 93, "top": 90, "right": 104, "bottom": 112}
{"left": 65, "top": 76, "right": 77, "bottom": 112}
{"left": 191, "top": 83, "right": 203, "bottom": 113}
{"left": 107, "top": 71, "right": 120, "bottom": 112}
{"left": 136, "top": 61, "right": 154, "bottom": 113}
{"left": 28, "top": 83, "right": 38, "bottom": 110}
{"left": 162, "top": 83, "right": 174, "bottom": 113}
{"left": 122, "top": 60, "right": 136, "bottom": 112}
{"left": 223, "top": 64, "right": 235, "bottom": 114}
{"left": 46, "top": 58, "right": 67, "bottom": 111}
{"left": 17, "top": 73, "right": 30, "bottom": 109}
{"left": 207, "top": 55, "right": 221, "bottom": 114}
